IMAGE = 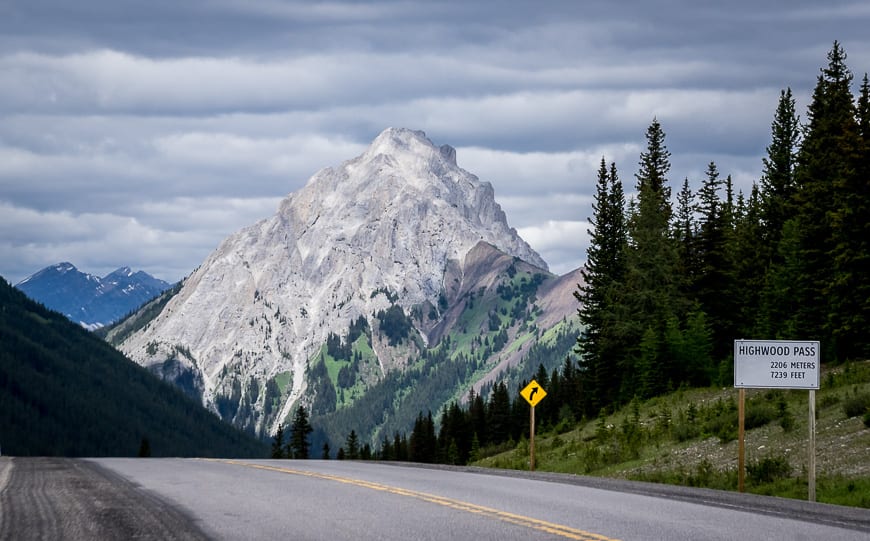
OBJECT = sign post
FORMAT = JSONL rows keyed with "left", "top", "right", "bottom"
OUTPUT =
{"left": 520, "top": 379, "right": 547, "bottom": 471}
{"left": 734, "top": 339, "right": 820, "bottom": 501}
{"left": 808, "top": 389, "right": 816, "bottom": 502}
{"left": 738, "top": 388, "right": 745, "bottom": 492}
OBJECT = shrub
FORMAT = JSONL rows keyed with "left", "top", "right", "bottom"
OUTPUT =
{"left": 842, "top": 393, "right": 870, "bottom": 418}
{"left": 704, "top": 404, "right": 737, "bottom": 443}
{"left": 746, "top": 455, "right": 792, "bottom": 484}
{"left": 776, "top": 395, "right": 795, "bottom": 432}
{"left": 745, "top": 403, "right": 777, "bottom": 429}
{"left": 819, "top": 393, "right": 840, "bottom": 409}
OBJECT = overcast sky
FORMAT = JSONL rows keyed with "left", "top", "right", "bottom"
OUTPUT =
{"left": 2, "top": 1, "right": 869, "bottom": 284}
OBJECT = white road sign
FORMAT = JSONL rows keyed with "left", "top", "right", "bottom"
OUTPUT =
{"left": 734, "top": 339, "right": 820, "bottom": 389}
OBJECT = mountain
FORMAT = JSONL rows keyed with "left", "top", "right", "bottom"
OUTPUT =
{"left": 15, "top": 262, "right": 171, "bottom": 329}
{"left": 114, "top": 128, "right": 582, "bottom": 445}
{"left": 0, "top": 277, "right": 267, "bottom": 457}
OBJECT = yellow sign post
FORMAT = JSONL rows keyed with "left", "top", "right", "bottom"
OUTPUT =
{"left": 520, "top": 379, "right": 547, "bottom": 471}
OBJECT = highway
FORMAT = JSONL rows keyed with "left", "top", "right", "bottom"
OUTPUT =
{"left": 2, "top": 457, "right": 869, "bottom": 540}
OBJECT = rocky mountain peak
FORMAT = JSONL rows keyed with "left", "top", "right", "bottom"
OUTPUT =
{"left": 119, "top": 128, "right": 550, "bottom": 434}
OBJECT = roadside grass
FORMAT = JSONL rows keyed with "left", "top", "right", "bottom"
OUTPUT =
{"left": 474, "top": 360, "right": 870, "bottom": 508}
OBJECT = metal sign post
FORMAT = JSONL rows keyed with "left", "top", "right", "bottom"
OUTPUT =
{"left": 520, "top": 379, "right": 547, "bottom": 472}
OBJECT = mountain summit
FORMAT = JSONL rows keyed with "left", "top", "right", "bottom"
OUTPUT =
{"left": 118, "top": 128, "right": 567, "bottom": 437}
{"left": 15, "top": 263, "right": 170, "bottom": 329}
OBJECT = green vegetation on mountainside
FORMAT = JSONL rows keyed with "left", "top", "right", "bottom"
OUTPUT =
{"left": 305, "top": 268, "right": 577, "bottom": 451}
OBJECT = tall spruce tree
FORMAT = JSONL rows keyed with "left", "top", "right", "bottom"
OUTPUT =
{"left": 618, "top": 119, "right": 681, "bottom": 400}
{"left": 673, "top": 177, "right": 700, "bottom": 301}
{"left": 271, "top": 423, "right": 286, "bottom": 459}
{"left": 733, "top": 184, "right": 768, "bottom": 339}
{"left": 486, "top": 382, "right": 512, "bottom": 444}
{"left": 858, "top": 74, "right": 870, "bottom": 142}
{"left": 409, "top": 411, "right": 437, "bottom": 463}
{"left": 757, "top": 88, "right": 801, "bottom": 339}
{"left": 575, "top": 158, "right": 627, "bottom": 413}
{"left": 694, "top": 162, "right": 734, "bottom": 361}
{"left": 759, "top": 88, "right": 801, "bottom": 252}
{"left": 467, "top": 388, "right": 487, "bottom": 447}
{"left": 288, "top": 405, "right": 313, "bottom": 459}
{"left": 345, "top": 430, "right": 360, "bottom": 460}
{"left": 793, "top": 41, "right": 862, "bottom": 359}
{"left": 828, "top": 66, "right": 870, "bottom": 361}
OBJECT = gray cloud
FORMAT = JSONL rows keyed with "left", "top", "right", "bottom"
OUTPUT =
{"left": 1, "top": 1, "right": 869, "bottom": 283}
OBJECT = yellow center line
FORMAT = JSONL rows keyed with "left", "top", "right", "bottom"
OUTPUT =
{"left": 212, "top": 459, "right": 620, "bottom": 541}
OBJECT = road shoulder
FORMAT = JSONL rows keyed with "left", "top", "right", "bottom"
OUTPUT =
{"left": 0, "top": 457, "right": 209, "bottom": 540}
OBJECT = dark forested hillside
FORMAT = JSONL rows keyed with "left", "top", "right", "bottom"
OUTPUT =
{"left": 0, "top": 277, "right": 267, "bottom": 457}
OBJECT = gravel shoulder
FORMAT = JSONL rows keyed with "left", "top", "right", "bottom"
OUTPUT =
{"left": 0, "top": 457, "right": 209, "bottom": 541}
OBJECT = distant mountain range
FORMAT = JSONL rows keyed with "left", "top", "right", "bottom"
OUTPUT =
{"left": 0, "top": 276, "right": 267, "bottom": 457}
{"left": 15, "top": 262, "right": 171, "bottom": 329}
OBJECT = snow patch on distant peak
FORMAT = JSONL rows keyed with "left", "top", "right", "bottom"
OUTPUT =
{"left": 55, "top": 262, "right": 76, "bottom": 273}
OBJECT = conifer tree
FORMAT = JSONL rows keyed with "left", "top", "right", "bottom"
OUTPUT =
{"left": 673, "top": 177, "right": 700, "bottom": 301}
{"left": 486, "top": 382, "right": 512, "bottom": 445}
{"left": 793, "top": 41, "right": 862, "bottom": 359}
{"left": 828, "top": 66, "right": 870, "bottom": 360}
{"left": 618, "top": 119, "right": 680, "bottom": 401}
{"left": 636, "top": 118, "right": 672, "bottom": 213}
{"left": 755, "top": 88, "right": 801, "bottom": 340}
{"left": 759, "top": 88, "right": 800, "bottom": 250}
{"left": 271, "top": 424, "right": 286, "bottom": 459}
{"left": 345, "top": 430, "right": 360, "bottom": 460}
{"left": 409, "top": 411, "right": 437, "bottom": 463}
{"left": 467, "top": 388, "right": 488, "bottom": 447}
{"left": 288, "top": 405, "right": 313, "bottom": 459}
{"left": 575, "top": 158, "right": 626, "bottom": 414}
{"left": 732, "top": 184, "right": 767, "bottom": 338}
{"left": 858, "top": 73, "right": 870, "bottom": 143}
{"left": 694, "top": 162, "right": 735, "bottom": 361}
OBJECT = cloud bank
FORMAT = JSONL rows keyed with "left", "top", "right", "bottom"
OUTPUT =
{"left": 1, "top": 1, "right": 868, "bottom": 282}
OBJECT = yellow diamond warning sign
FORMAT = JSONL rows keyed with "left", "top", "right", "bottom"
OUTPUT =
{"left": 520, "top": 379, "right": 547, "bottom": 407}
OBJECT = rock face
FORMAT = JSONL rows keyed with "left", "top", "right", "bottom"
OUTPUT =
{"left": 119, "top": 128, "right": 552, "bottom": 435}
{"left": 15, "top": 263, "right": 170, "bottom": 329}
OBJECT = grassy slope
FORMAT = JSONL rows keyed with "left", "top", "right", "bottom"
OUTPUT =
{"left": 475, "top": 361, "right": 870, "bottom": 508}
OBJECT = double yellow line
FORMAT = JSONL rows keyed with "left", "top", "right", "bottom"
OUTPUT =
{"left": 214, "top": 459, "right": 619, "bottom": 541}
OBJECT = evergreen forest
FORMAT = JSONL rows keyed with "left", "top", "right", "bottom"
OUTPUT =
{"left": 0, "top": 277, "right": 268, "bottom": 457}
{"left": 575, "top": 41, "right": 870, "bottom": 413}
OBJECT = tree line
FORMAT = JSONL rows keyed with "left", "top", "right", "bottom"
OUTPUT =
{"left": 273, "top": 360, "right": 586, "bottom": 465}
{"left": 575, "top": 41, "right": 869, "bottom": 416}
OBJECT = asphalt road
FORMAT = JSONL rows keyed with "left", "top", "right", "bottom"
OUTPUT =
{"left": 0, "top": 456, "right": 207, "bottom": 540}
{"left": 2, "top": 457, "right": 869, "bottom": 540}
